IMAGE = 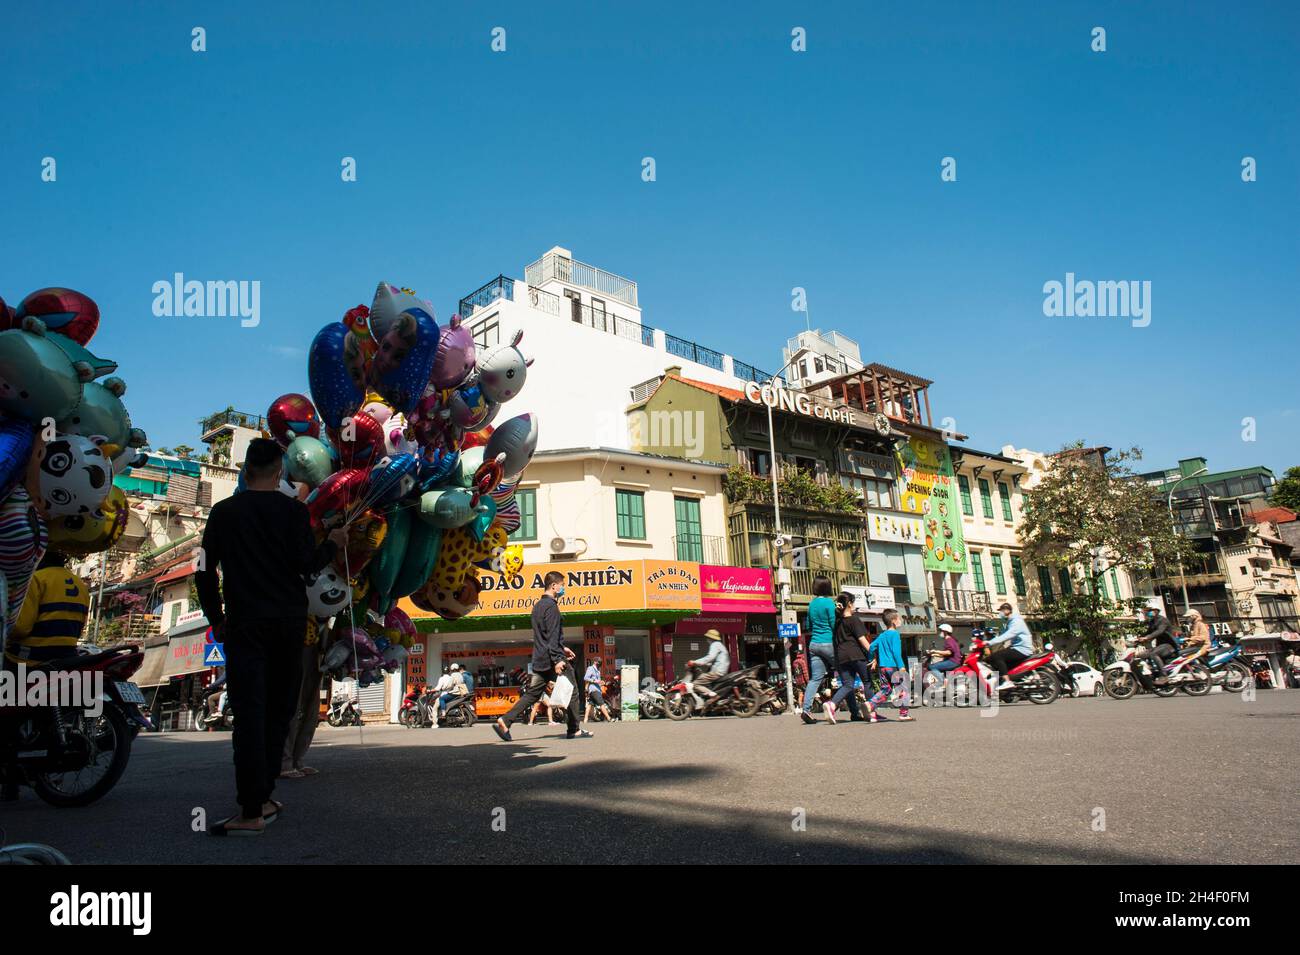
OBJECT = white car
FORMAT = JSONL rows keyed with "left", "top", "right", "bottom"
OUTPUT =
{"left": 1064, "top": 661, "right": 1105, "bottom": 697}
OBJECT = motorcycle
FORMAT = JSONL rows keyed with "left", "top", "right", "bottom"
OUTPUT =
{"left": 948, "top": 636, "right": 1061, "bottom": 705}
{"left": 1103, "top": 638, "right": 1211, "bottom": 700}
{"left": 398, "top": 686, "right": 425, "bottom": 727}
{"left": 663, "top": 664, "right": 766, "bottom": 720}
{"left": 1202, "top": 635, "right": 1251, "bottom": 693}
{"left": 193, "top": 679, "right": 232, "bottom": 731}
{"left": 0, "top": 646, "right": 150, "bottom": 808}
{"left": 1043, "top": 643, "right": 1080, "bottom": 697}
{"left": 638, "top": 681, "right": 666, "bottom": 719}
{"left": 326, "top": 693, "right": 363, "bottom": 727}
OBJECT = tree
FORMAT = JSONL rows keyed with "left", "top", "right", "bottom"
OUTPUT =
{"left": 1019, "top": 444, "right": 1180, "bottom": 658}
{"left": 1270, "top": 466, "right": 1300, "bottom": 512}
{"left": 172, "top": 444, "right": 195, "bottom": 460}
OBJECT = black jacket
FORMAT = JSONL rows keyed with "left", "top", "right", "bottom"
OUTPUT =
{"left": 1143, "top": 614, "right": 1176, "bottom": 649}
{"left": 530, "top": 594, "right": 566, "bottom": 673}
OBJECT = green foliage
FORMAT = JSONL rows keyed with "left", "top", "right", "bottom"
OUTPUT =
{"left": 1019, "top": 444, "right": 1178, "bottom": 658}
{"left": 1270, "top": 466, "right": 1300, "bottom": 513}
{"left": 724, "top": 465, "right": 864, "bottom": 515}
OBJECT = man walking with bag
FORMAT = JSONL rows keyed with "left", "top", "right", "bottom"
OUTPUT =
{"left": 494, "top": 571, "right": 591, "bottom": 741}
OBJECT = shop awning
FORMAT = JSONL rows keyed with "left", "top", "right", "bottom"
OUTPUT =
{"left": 699, "top": 566, "right": 777, "bottom": 614}
{"left": 161, "top": 627, "right": 215, "bottom": 678}
{"left": 134, "top": 643, "right": 170, "bottom": 687}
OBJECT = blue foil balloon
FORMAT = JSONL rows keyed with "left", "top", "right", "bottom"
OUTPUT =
{"left": 370, "top": 311, "right": 439, "bottom": 416}
{"left": 308, "top": 321, "right": 366, "bottom": 429}
{"left": 0, "top": 416, "right": 35, "bottom": 502}
{"left": 419, "top": 448, "right": 460, "bottom": 492}
{"left": 367, "top": 453, "right": 420, "bottom": 506}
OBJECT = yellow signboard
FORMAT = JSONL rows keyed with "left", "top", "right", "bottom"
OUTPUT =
{"left": 404, "top": 559, "right": 703, "bottom": 620}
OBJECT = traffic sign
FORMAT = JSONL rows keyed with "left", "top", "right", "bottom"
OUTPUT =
{"left": 203, "top": 643, "right": 226, "bottom": 666}
{"left": 778, "top": 623, "right": 800, "bottom": 640}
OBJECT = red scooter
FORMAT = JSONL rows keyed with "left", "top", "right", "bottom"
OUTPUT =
{"left": 949, "top": 634, "right": 1061, "bottom": 705}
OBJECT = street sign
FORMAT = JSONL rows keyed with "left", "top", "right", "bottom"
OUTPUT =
{"left": 781, "top": 608, "right": 797, "bottom": 625}
{"left": 778, "top": 623, "right": 800, "bottom": 640}
{"left": 203, "top": 643, "right": 226, "bottom": 666}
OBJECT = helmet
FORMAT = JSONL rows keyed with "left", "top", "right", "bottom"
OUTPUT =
{"left": 450, "top": 663, "right": 461, "bottom": 671}
{"left": 938, "top": 623, "right": 954, "bottom": 634}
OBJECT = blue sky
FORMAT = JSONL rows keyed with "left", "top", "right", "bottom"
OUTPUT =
{"left": 3, "top": 1, "right": 1297, "bottom": 476}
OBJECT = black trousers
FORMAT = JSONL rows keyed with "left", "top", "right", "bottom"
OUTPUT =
{"left": 503, "top": 667, "right": 580, "bottom": 733}
{"left": 223, "top": 617, "right": 305, "bottom": 818}
{"left": 987, "top": 647, "right": 1030, "bottom": 680}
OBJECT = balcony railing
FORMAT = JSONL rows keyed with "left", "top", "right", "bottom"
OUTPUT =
{"left": 665, "top": 333, "right": 725, "bottom": 372}
{"left": 1154, "top": 553, "right": 1224, "bottom": 580}
{"left": 525, "top": 252, "right": 638, "bottom": 306}
{"left": 934, "top": 587, "right": 993, "bottom": 615}
{"left": 200, "top": 409, "right": 264, "bottom": 437}
{"left": 459, "top": 275, "right": 515, "bottom": 318}
{"left": 732, "top": 360, "right": 781, "bottom": 385}
{"left": 790, "top": 568, "right": 867, "bottom": 598}
{"left": 672, "top": 534, "right": 728, "bottom": 564}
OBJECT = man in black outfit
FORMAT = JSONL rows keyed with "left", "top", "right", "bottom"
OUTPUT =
{"left": 493, "top": 571, "right": 591, "bottom": 741}
{"left": 1135, "top": 606, "right": 1177, "bottom": 687}
{"left": 196, "top": 438, "right": 347, "bottom": 836}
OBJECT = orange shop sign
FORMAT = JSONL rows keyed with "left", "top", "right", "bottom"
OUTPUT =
{"left": 419, "top": 559, "right": 703, "bottom": 619}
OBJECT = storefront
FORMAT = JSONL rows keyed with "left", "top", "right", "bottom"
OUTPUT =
{"left": 135, "top": 610, "right": 221, "bottom": 731}
{"left": 1237, "top": 633, "right": 1296, "bottom": 690}
{"left": 402, "top": 559, "right": 704, "bottom": 718}
{"left": 669, "top": 566, "right": 776, "bottom": 679}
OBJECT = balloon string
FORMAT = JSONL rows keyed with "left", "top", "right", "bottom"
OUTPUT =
{"left": 341, "top": 542, "right": 363, "bottom": 747}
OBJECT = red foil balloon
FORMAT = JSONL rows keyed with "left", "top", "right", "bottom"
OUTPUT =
{"left": 16, "top": 288, "right": 100, "bottom": 345}
{"left": 304, "top": 468, "right": 370, "bottom": 530}
{"left": 328, "top": 410, "right": 384, "bottom": 469}
{"left": 266, "top": 393, "right": 321, "bottom": 448}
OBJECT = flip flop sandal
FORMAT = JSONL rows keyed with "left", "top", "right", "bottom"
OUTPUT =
{"left": 280, "top": 769, "right": 306, "bottom": 779}
{"left": 493, "top": 722, "right": 513, "bottom": 742}
{"left": 209, "top": 816, "right": 263, "bottom": 837}
{"left": 298, "top": 767, "right": 319, "bottom": 776}
{"left": 263, "top": 800, "right": 284, "bottom": 824}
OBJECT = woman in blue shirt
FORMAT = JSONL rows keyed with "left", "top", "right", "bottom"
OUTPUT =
{"left": 866, "top": 609, "right": 914, "bottom": 722}
{"left": 800, "top": 576, "right": 839, "bottom": 724}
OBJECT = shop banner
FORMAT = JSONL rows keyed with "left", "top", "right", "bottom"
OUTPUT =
{"left": 699, "top": 565, "right": 776, "bottom": 613}
{"left": 896, "top": 437, "right": 969, "bottom": 574}
{"left": 675, "top": 613, "right": 746, "bottom": 635}
{"left": 844, "top": 584, "right": 896, "bottom": 613}
{"left": 865, "top": 510, "right": 925, "bottom": 546}
{"left": 431, "top": 559, "right": 703, "bottom": 619}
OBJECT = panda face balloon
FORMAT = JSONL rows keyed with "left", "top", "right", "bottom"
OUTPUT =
{"left": 476, "top": 329, "right": 533, "bottom": 403}
{"left": 37, "top": 434, "right": 113, "bottom": 517}
{"left": 305, "top": 566, "right": 350, "bottom": 619}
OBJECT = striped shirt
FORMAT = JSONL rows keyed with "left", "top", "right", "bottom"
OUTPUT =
{"left": 7, "top": 568, "right": 89, "bottom": 664}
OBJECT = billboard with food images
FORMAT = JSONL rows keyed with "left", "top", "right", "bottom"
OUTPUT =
{"left": 895, "top": 437, "right": 969, "bottom": 574}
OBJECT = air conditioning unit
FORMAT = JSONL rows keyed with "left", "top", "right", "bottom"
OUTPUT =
{"left": 549, "top": 537, "right": 588, "bottom": 558}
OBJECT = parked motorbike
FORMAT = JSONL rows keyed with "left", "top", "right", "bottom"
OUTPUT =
{"left": 638, "top": 681, "right": 666, "bottom": 719}
{"left": 0, "top": 646, "right": 150, "bottom": 807}
{"left": 663, "top": 664, "right": 766, "bottom": 719}
{"left": 1103, "top": 638, "right": 1211, "bottom": 700}
{"left": 326, "top": 693, "right": 364, "bottom": 727}
{"left": 948, "top": 636, "right": 1061, "bottom": 705}
{"left": 1043, "top": 644, "right": 1080, "bottom": 697}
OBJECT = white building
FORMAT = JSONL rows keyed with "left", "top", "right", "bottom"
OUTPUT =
{"left": 459, "top": 246, "right": 780, "bottom": 454}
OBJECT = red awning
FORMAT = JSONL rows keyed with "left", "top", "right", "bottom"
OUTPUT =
{"left": 154, "top": 563, "right": 195, "bottom": 586}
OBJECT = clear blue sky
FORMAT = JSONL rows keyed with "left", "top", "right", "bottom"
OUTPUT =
{"left": 3, "top": 1, "right": 1297, "bottom": 476}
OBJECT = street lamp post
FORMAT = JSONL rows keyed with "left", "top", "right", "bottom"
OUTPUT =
{"left": 1167, "top": 466, "right": 1208, "bottom": 616}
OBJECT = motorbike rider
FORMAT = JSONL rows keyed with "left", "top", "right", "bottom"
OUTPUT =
{"left": 985, "top": 603, "right": 1035, "bottom": 691}
{"left": 928, "top": 623, "right": 963, "bottom": 688}
{"left": 1135, "top": 606, "right": 1178, "bottom": 684}
{"left": 687, "top": 629, "right": 730, "bottom": 701}
{"left": 1181, "top": 609, "right": 1211, "bottom": 661}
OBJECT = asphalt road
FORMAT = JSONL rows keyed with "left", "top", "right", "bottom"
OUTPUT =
{"left": 2, "top": 690, "right": 1296, "bottom": 864}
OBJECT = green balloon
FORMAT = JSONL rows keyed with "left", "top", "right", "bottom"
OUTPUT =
{"left": 392, "top": 517, "right": 443, "bottom": 599}
{"left": 368, "top": 505, "right": 411, "bottom": 612}
{"left": 59, "top": 378, "right": 130, "bottom": 447}
{"left": 285, "top": 436, "right": 334, "bottom": 488}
